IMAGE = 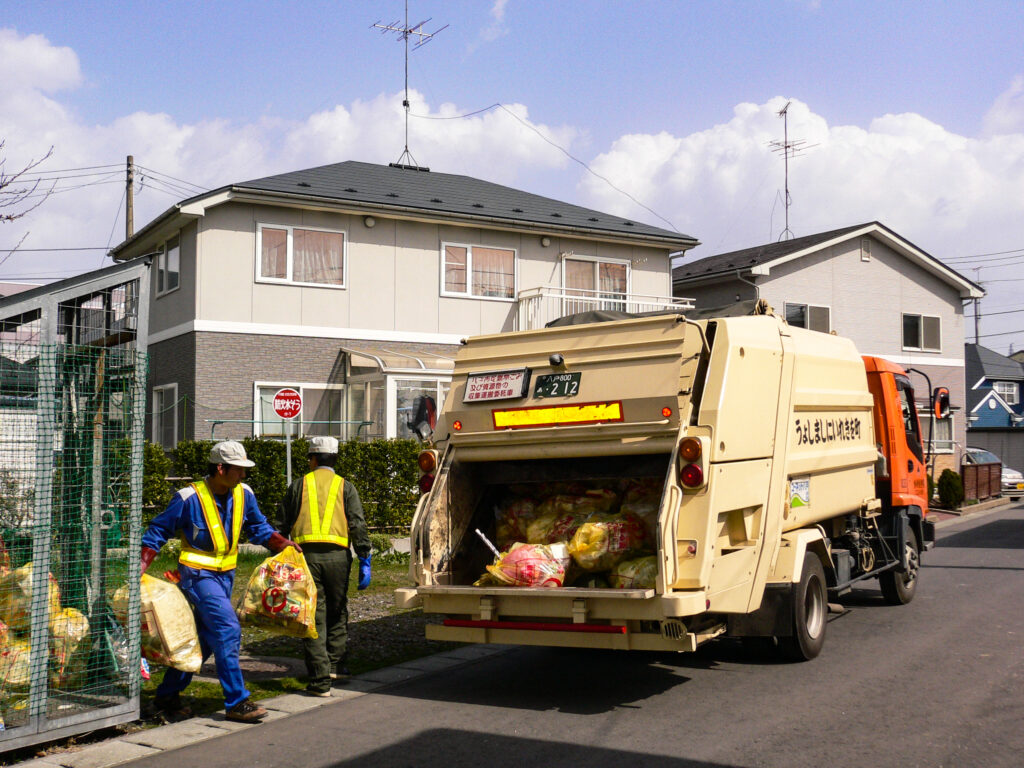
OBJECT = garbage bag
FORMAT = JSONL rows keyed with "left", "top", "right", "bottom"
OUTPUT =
{"left": 235, "top": 547, "right": 318, "bottom": 639}
{"left": 620, "top": 478, "right": 663, "bottom": 540}
{"left": 0, "top": 639, "right": 32, "bottom": 695}
{"left": 568, "top": 511, "right": 650, "bottom": 572}
{"left": 0, "top": 562, "right": 61, "bottom": 632}
{"left": 112, "top": 573, "right": 203, "bottom": 673}
{"left": 609, "top": 555, "right": 659, "bottom": 589}
{"left": 484, "top": 542, "right": 571, "bottom": 587}
{"left": 495, "top": 497, "right": 538, "bottom": 550}
{"left": 49, "top": 607, "right": 90, "bottom": 689}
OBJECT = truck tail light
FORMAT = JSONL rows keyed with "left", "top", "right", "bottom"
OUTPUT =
{"left": 680, "top": 463, "right": 703, "bottom": 488}
{"left": 418, "top": 474, "right": 435, "bottom": 494}
{"left": 417, "top": 450, "right": 438, "bottom": 473}
{"left": 680, "top": 438, "right": 702, "bottom": 463}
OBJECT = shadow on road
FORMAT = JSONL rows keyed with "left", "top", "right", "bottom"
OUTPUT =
{"left": 379, "top": 646, "right": 689, "bottom": 714}
{"left": 326, "top": 728, "right": 730, "bottom": 768}
{"left": 937, "top": 518, "right": 1024, "bottom": 550}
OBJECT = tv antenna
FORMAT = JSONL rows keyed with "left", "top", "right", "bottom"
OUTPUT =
{"left": 372, "top": 2, "right": 448, "bottom": 168}
{"left": 769, "top": 101, "right": 815, "bottom": 241}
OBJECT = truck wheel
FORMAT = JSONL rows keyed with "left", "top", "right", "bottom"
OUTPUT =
{"left": 879, "top": 531, "right": 919, "bottom": 605}
{"left": 779, "top": 552, "right": 827, "bottom": 662}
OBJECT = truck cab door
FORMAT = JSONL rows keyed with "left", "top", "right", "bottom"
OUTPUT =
{"left": 890, "top": 373, "right": 928, "bottom": 508}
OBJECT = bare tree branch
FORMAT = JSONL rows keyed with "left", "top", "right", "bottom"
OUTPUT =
{"left": 1, "top": 141, "right": 56, "bottom": 223}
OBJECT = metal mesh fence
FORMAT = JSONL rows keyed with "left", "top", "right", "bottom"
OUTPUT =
{"left": 0, "top": 266, "right": 147, "bottom": 747}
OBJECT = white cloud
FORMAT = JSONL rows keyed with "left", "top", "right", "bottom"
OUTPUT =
{"left": 983, "top": 75, "right": 1024, "bottom": 136}
{"left": 467, "top": 0, "right": 510, "bottom": 52}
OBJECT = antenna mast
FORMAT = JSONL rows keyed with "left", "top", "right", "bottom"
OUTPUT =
{"left": 373, "top": 2, "right": 448, "bottom": 168}
{"left": 769, "top": 102, "right": 812, "bottom": 241}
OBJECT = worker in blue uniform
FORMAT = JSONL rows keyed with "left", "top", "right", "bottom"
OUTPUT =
{"left": 141, "top": 440, "right": 299, "bottom": 723}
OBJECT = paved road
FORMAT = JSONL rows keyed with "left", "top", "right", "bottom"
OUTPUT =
{"left": 127, "top": 502, "right": 1024, "bottom": 768}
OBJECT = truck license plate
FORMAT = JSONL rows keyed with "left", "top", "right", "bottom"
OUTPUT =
{"left": 534, "top": 372, "right": 581, "bottom": 398}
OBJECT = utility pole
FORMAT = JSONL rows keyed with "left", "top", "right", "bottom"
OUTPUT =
{"left": 125, "top": 155, "right": 134, "bottom": 239}
{"left": 973, "top": 267, "right": 981, "bottom": 343}
{"left": 372, "top": 2, "right": 448, "bottom": 168}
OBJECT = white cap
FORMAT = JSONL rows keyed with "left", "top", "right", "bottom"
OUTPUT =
{"left": 209, "top": 440, "right": 255, "bottom": 468}
{"left": 308, "top": 436, "right": 339, "bottom": 454}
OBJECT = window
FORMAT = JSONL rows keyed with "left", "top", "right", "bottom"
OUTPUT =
{"left": 255, "top": 383, "right": 345, "bottom": 437}
{"left": 563, "top": 256, "right": 628, "bottom": 313}
{"left": 784, "top": 302, "right": 831, "bottom": 333}
{"left": 994, "top": 381, "right": 1019, "bottom": 405}
{"left": 257, "top": 224, "right": 346, "bottom": 287}
{"left": 152, "top": 384, "right": 178, "bottom": 448}
{"left": 442, "top": 243, "right": 515, "bottom": 299}
{"left": 902, "top": 313, "right": 941, "bottom": 352}
{"left": 918, "top": 407, "right": 954, "bottom": 454}
{"left": 860, "top": 238, "right": 872, "bottom": 262}
{"left": 156, "top": 238, "right": 180, "bottom": 295}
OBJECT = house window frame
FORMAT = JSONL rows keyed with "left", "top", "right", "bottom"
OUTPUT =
{"left": 255, "top": 223, "right": 348, "bottom": 289}
{"left": 917, "top": 406, "right": 955, "bottom": 454}
{"left": 152, "top": 383, "right": 178, "bottom": 447}
{"left": 440, "top": 241, "right": 518, "bottom": 302}
{"left": 994, "top": 380, "right": 1019, "bottom": 406}
{"left": 253, "top": 380, "right": 348, "bottom": 438}
{"left": 560, "top": 254, "right": 631, "bottom": 313}
{"left": 902, "top": 313, "right": 942, "bottom": 352}
{"left": 156, "top": 237, "right": 180, "bottom": 297}
{"left": 784, "top": 301, "right": 832, "bottom": 333}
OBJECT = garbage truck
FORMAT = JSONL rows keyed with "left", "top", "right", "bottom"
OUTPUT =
{"left": 395, "top": 309, "right": 936, "bottom": 660}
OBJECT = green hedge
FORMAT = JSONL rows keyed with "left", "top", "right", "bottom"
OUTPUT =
{"left": 148, "top": 437, "right": 420, "bottom": 531}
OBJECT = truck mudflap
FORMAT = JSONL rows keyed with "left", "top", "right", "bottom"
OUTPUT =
{"left": 406, "top": 585, "right": 719, "bottom": 652}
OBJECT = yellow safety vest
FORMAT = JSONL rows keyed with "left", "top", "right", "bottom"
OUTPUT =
{"left": 179, "top": 480, "right": 245, "bottom": 572}
{"left": 291, "top": 470, "right": 349, "bottom": 547}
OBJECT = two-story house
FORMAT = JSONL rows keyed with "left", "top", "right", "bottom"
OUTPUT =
{"left": 672, "top": 222, "right": 984, "bottom": 476}
{"left": 111, "top": 160, "right": 698, "bottom": 445}
{"left": 965, "top": 343, "right": 1024, "bottom": 471}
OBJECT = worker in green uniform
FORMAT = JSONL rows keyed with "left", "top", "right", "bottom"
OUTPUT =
{"left": 278, "top": 436, "right": 372, "bottom": 696}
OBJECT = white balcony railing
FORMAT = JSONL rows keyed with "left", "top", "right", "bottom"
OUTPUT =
{"left": 516, "top": 285, "right": 695, "bottom": 331}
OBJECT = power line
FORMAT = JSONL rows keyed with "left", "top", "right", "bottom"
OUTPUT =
{"left": 0, "top": 246, "right": 108, "bottom": 252}
{"left": 977, "top": 328, "right": 1024, "bottom": 339}
{"left": 13, "top": 163, "right": 121, "bottom": 176}
{"left": 413, "top": 102, "right": 681, "bottom": 233}
{"left": 134, "top": 164, "right": 207, "bottom": 192}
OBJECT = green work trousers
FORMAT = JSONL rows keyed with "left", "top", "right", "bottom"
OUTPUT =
{"left": 302, "top": 546, "right": 352, "bottom": 689}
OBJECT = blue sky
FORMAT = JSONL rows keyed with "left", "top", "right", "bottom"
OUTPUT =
{"left": 2, "top": 0, "right": 1023, "bottom": 351}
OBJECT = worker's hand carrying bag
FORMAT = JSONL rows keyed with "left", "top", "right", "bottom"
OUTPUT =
{"left": 234, "top": 547, "right": 318, "bottom": 639}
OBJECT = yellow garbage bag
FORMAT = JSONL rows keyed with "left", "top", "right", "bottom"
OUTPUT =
{"left": 609, "top": 555, "right": 659, "bottom": 589}
{"left": 568, "top": 511, "right": 650, "bottom": 572}
{"left": 0, "top": 562, "right": 61, "bottom": 632}
{"left": 112, "top": 574, "right": 203, "bottom": 673}
{"left": 49, "top": 607, "right": 90, "bottom": 690}
{"left": 235, "top": 547, "right": 317, "bottom": 639}
{"left": 0, "top": 639, "right": 31, "bottom": 691}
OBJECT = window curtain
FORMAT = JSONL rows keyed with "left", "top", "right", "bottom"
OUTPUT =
{"left": 294, "top": 229, "right": 345, "bottom": 285}
{"left": 471, "top": 247, "right": 514, "bottom": 298}
{"left": 445, "top": 245, "right": 468, "bottom": 292}
{"left": 261, "top": 228, "right": 288, "bottom": 279}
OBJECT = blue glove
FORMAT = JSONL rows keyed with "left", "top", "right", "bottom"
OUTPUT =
{"left": 357, "top": 556, "right": 372, "bottom": 590}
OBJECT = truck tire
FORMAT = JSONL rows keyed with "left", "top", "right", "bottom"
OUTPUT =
{"left": 779, "top": 552, "right": 827, "bottom": 662}
{"left": 879, "top": 530, "right": 919, "bottom": 605}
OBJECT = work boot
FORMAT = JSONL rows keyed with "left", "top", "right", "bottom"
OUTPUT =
{"left": 153, "top": 694, "right": 193, "bottom": 722}
{"left": 304, "top": 685, "right": 332, "bottom": 698}
{"left": 225, "top": 698, "right": 268, "bottom": 723}
{"left": 330, "top": 665, "right": 352, "bottom": 682}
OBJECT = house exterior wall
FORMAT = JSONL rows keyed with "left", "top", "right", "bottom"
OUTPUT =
{"left": 967, "top": 429, "right": 1024, "bottom": 474}
{"left": 149, "top": 220, "right": 198, "bottom": 335}
{"left": 147, "top": 332, "right": 196, "bottom": 442}
{"left": 187, "top": 202, "right": 673, "bottom": 339}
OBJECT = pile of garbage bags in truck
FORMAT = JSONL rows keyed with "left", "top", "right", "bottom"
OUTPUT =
{"left": 476, "top": 478, "right": 662, "bottom": 589}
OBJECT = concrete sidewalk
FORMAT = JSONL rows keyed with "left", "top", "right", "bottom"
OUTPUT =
{"left": 10, "top": 645, "right": 511, "bottom": 768}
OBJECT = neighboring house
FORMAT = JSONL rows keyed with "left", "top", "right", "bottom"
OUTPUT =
{"left": 965, "top": 343, "right": 1024, "bottom": 472}
{"left": 111, "top": 160, "right": 698, "bottom": 445}
{"left": 672, "top": 221, "right": 984, "bottom": 477}
{"left": 1010, "top": 350, "right": 1024, "bottom": 365}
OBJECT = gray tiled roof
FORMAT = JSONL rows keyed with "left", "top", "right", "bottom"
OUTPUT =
{"left": 672, "top": 224, "right": 867, "bottom": 282}
{"left": 233, "top": 161, "right": 697, "bottom": 247}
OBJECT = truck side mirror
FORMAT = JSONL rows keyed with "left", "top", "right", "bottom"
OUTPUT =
{"left": 933, "top": 387, "right": 950, "bottom": 419}
{"left": 407, "top": 395, "right": 437, "bottom": 442}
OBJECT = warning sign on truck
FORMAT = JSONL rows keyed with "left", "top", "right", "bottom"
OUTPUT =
{"left": 492, "top": 401, "right": 623, "bottom": 429}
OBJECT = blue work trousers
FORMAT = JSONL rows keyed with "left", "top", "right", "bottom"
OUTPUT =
{"left": 155, "top": 566, "right": 249, "bottom": 710}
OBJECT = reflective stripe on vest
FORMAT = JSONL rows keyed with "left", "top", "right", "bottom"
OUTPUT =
{"left": 293, "top": 471, "right": 349, "bottom": 546}
{"left": 179, "top": 480, "right": 245, "bottom": 572}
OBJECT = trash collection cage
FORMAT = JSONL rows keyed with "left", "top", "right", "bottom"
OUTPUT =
{"left": 0, "top": 260, "right": 149, "bottom": 751}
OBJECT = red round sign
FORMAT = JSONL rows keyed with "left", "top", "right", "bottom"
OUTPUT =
{"left": 272, "top": 388, "right": 302, "bottom": 420}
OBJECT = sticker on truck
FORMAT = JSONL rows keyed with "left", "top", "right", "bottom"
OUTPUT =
{"left": 790, "top": 476, "right": 810, "bottom": 508}
{"left": 492, "top": 401, "right": 624, "bottom": 429}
